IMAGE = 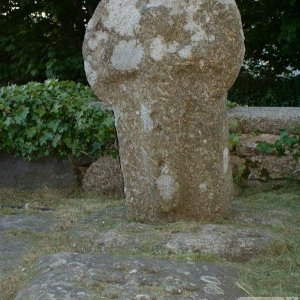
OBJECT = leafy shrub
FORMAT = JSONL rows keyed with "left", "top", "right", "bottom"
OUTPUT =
{"left": 0, "top": 80, "right": 117, "bottom": 160}
{"left": 257, "top": 130, "right": 300, "bottom": 159}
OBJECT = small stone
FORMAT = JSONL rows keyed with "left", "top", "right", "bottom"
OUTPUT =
{"left": 165, "top": 285, "right": 182, "bottom": 295}
{"left": 82, "top": 155, "right": 124, "bottom": 196}
{"left": 177, "top": 270, "right": 191, "bottom": 276}
{"left": 135, "top": 294, "right": 156, "bottom": 300}
{"left": 181, "top": 282, "right": 199, "bottom": 292}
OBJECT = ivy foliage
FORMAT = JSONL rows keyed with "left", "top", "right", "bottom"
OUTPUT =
{"left": 0, "top": 80, "right": 116, "bottom": 160}
{"left": 257, "top": 130, "right": 300, "bottom": 159}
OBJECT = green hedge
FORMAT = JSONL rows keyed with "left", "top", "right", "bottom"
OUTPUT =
{"left": 0, "top": 80, "right": 117, "bottom": 160}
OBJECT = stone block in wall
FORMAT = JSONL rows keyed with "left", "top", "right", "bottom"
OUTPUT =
{"left": 231, "top": 154, "right": 299, "bottom": 182}
{"left": 229, "top": 107, "right": 300, "bottom": 134}
{"left": 236, "top": 134, "right": 279, "bottom": 156}
{"left": 0, "top": 154, "right": 77, "bottom": 190}
{"left": 82, "top": 156, "right": 124, "bottom": 196}
{"left": 256, "top": 155, "right": 299, "bottom": 181}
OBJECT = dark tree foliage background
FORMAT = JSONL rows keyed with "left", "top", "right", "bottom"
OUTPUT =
{"left": 0, "top": 0, "right": 99, "bottom": 84}
{"left": 0, "top": 0, "right": 300, "bottom": 106}
{"left": 231, "top": 0, "right": 300, "bottom": 106}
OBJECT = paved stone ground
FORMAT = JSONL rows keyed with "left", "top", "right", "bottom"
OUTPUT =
{"left": 0, "top": 197, "right": 291, "bottom": 299}
{"left": 14, "top": 253, "right": 246, "bottom": 300}
{"left": 70, "top": 203, "right": 279, "bottom": 261}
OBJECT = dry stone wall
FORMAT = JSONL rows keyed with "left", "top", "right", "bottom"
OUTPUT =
{"left": 83, "top": 107, "right": 300, "bottom": 194}
{"left": 229, "top": 107, "right": 300, "bottom": 185}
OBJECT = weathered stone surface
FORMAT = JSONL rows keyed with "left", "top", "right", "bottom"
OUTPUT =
{"left": 230, "top": 132, "right": 300, "bottom": 183}
{"left": 165, "top": 224, "right": 275, "bottom": 261}
{"left": 0, "top": 235, "right": 32, "bottom": 280}
{"left": 83, "top": 0, "right": 245, "bottom": 222}
{"left": 95, "top": 224, "right": 274, "bottom": 261}
{"left": 0, "top": 214, "right": 56, "bottom": 233}
{"left": 14, "top": 253, "right": 246, "bottom": 299}
{"left": 82, "top": 155, "right": 124, "bottom": 196}
{"left": 251, "top": 156, "right": 299, "bottom": 181}
{"left": 235, "top": 134, "right": 279, "bottom": 156}
{"left": 0, "top": 214, "right": 56, "bottom": 279}
{"left": 72, "top": 210, "right": 277, "bottom": 261}
{"left": 232, "top": 208, "right": 291, "bottom": 227}
{"left": 231, "top": 154, "right": 299, "bottom": 182}
{"left": 229, "top": 107, "right": 300, "bottom": 134}
{"left": 0, "top": 154, "right": 77, "bottom": 190}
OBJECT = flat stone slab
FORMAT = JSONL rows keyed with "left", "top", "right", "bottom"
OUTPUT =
{"left": 72, "top": 207, "right": 277, "bottom": 261}
{"left": 0, "top": 214, "right": 56, "bottom": 233}
{"left": 14, "top": 252, "right": 246, "bottom": 300}
{"left": 229, "top": 107, "right": 300, "bottom": 134}
{"left": 165, "top": 225, "right": 275, "bottom": 261}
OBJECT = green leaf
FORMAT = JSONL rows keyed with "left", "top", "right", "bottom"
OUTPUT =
{"left": 0, "top": 80, "right": 117, "bottom": 160}
{"left": 14, "top": 107, "right": 29, "bottom": 125}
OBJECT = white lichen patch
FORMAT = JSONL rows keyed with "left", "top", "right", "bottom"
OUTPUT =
{"left": 157, "top": 165, "right": 178, "bottom": 200}
{"left": 184, "top": 7, "right": 207, "bottom": 42}
{"left": 85, "top": 55, "right": 94, "bottom": 63}
{"left": 145, "top": 0, "right": 185, "bottom": 16}
{"left": 140, "top": 104, "right": 154, "bottom": 132}
{"left": 103, "top": 0, "right": 141, "bottom": 36}
{"left": 87, "top": 31, "right": 108, "bottom": 50}
{"left": 168, "top": 41, "right": 179, "bottom": 53}
{"left": 149, "top": 37, "right": 164, "bottom": 60}
{"left": 113, "top": 107, "right": 121, "bottom": 126}
{"left": 87, "top": 17, "right": 97, "bottom": 30}
{"left": 178, "top": 45, "right": 193, "bottom": 59}
{"left": 149, "top": 36, "right": 179, "bottom": 61}
{"left": 199, "top": 182, "right": 207, "bottom": 192}
{"left": 147, "top": 0, "right": 208, "bottom": 42}
{"left": 84, "top": 61, "right": 97, "bottom": 86}
{"left": 223, "top": 148, "right": 229, "bottom": 174}
{"left": 111, "top": 40, "right": 144, "bottom": 71}
{"left": 208, "top": 35, "right": 216, "bottom": 42}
